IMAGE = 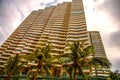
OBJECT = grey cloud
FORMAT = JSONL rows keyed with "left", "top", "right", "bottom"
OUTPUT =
{"left": 110, "top": 28, "right": 120, "bottom": 47}
{"left": 46, "top": 0, "right": 58, "bottom": 6}
{"left": 0, "top": 32, "right": 5, "bottom": 42}
{"left": 94, "top": 0, "right": 120, "bottom": 42}
{"left": 94, "top": 0, "right": 120, "bottom": 70}
{"left": 102, "top": 0, "right": 120, "bottom": 49}
{"left": 0, "top": 0, "right": 32, "bottom": 45}
{"left": 97, "top": 0, "right": 120, "bottom": 21}
{"left": 43, "top": 0, "right": 59, "bottom": 6}
{"left": 112, "top": 59, "right": 120, "bottom": 71}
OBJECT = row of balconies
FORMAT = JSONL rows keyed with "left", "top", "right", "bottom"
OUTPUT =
{"left": 68, "top": 26, "right": 86, "bottom": 29}
{"left": 95, "top": 50, "right": 105, "bottom": 53}
{"left": 16, "top": 29, "right": 28, "bottom": 34}
{"left": 67, "top": 31, "right": 87, "bottom": 35}
{"left": 50, "top": 34, "right": 66, "bottom": 38}
{"left": 68, "top": 29, "right": 86, "bottom": 34}
{"left": 48, "top": 40, "right": 65, "bottom": 45}
{"left": 68, "top": 28, "right": 87, "bottom": 32}
{"left": 94, "top": 54, "right": 106, "bottom": 58}
{"left": 49, "top": 37, "right": 65, "bottom": 42}
{"left": 40, "top": 35, "right": 49, "bottom": 39}
{"left": 69, "top": 14, "right": 85, "bottom": 18}
{"left": 47, "top": 22, "right": 64, "bottom": 26}
{"left": 92, "top": 43, "right": 103, "bottom": 46}
{"left": 49, "top": 26, "right": 66, "bottom": 29}
{"left": 66, "top": 37, "right": 88, "bottom": 42}
{"left": 21, "top": 50, "right": 31, "bottom": 54}
{"left": 49, "top": 36, "right": 66, "bottom": 41}
{"left": 52, "top": 30, "right": 67, "bottom": 34}
{"left": 95, "top": 49, "right": 105, "bottom": 53}
{"left": 29, "top": 26, "right": 43, "bottom": 30}
{"left": 39, "top": 38, "right": 48, "bottom": 42}
{"left": 27, "top": 31, "right": 42, "bottom": 36}
{"left": 70, "top": 20, "right": 85, "bottom": 24}
{"left": 71, "top": 5, "right": 83, "bottom": 10}
{"left": 4, "top": 49, "right": 13, "bottom": 53}
{"left": 94, "top": 47, "right": 104, "bottom": 50}
{"left": 69, "top": 15, "right": 85, "bottom": 18}
{"left": 52, "top": 44, "right": 65, "bottom": 49}
{"left": 69, "top": 19, "right": 85, "bottom": 22}
{"left": 67, "top": 34, "right": 88, "bottom": 38}
{"left": 28, "top": 28, "right": 43, "bottom": 32}
{"left": 51, "top": 12, "right": 66, "bottom": 16}
{"left": 69, "top": 21, "right": 85, "bottom": 24}
{"left": 1, "top": 45, "right": 9, "bottom": 49}
{"left": 51, "top": 48, "right": 64, "bottom": 54}
{"left": 70, "top": 12, "right": 84, "bottom": 16}
{"left": 69, "top": 23, "right": 86, "bottom": 26}
{"left": 70, "top": 14, "right": 85, "bottom": 17}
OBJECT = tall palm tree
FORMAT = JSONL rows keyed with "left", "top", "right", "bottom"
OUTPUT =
{"left": 62, "top": 40, "right": 111, "bottom": 80}
{"left": 62, "top": 40, "right": 92, "bottom": 80}
{"left": 26, "top": 43, "right": 53, "bottom": 80}
{"left": 2, "top": 54, "right": 23, "bottom": 80}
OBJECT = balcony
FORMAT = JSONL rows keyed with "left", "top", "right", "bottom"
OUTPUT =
{"left": 4, "top": 49, "right": 13, "bottom": 53}
{"left": 2, "top": 53, "right": 12, "bottom": 57}
{"left": 0, "top": 56, "right": 9, "bottom": 61}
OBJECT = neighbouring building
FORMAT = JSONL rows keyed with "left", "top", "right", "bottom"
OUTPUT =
{"left": 88, "top": 31, "right": 110, "bottom": 76}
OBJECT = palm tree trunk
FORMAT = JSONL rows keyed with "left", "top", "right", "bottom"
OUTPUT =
{"left": 33, "top": 72, "right": 37, "bottom": 80}
{"left": 6, "top": 74, "right": 11, "bottom": 80}
{"left": 90, "top": 65, "right": 92, "bottom": 75}
{"left": 70, "top": 72, "right": 72, "bottom": 80}
{"left": 95, "top": 68, "right": 98, "bottom": 79}
{"left": 33, "top": 60, "right": 42, "bottom": 80}
{"left": 74, "top": 68, "right": 77, "bottom": 80}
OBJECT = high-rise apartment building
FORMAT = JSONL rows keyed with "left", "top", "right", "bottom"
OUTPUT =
{"left": 88, "top": 31, "right": 106, "bottom": 58}
{"left": 0, "top": 0, "right": 109, "bottom": 76}
{"left": 88, "top": 31, "right": 110, "bottom": 76}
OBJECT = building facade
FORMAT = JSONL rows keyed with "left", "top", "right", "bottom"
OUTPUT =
{"left": 88, "top": 31, "right": 110, "bottom": 76}
{"left": 0, "top": 0, "right": 109, "bottom": 77}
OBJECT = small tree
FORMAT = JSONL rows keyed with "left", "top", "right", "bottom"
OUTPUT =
{"left": 109, "top": 70, "right": 120, "bottom": 80}
{"left": 2, "top": 54, "right": 23, "bottom": 80}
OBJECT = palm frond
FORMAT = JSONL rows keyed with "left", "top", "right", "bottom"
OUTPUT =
{"left": 78, "top": 66, "right": 84, "bottom": 77}
{"left": 90, "top": 57, "right": 111, "bottom": 67}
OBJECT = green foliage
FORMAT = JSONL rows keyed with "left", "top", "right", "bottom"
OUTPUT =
{"left": 109, "top": 70, "right": 120, "bottom": 80}
{"left": 25, "top": 43, "right": 54, "bottom": 79}
{"left": 1, "top": 54, "right": 23, "bottom": 80}
{"left": 90, "top": 57, "right": 111, "bottom": 68}
{"left": 60, "top": 40, "right": 111, "bottom": 80}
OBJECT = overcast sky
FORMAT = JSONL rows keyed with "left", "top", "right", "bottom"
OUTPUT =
{"left": 0, "top": 0, "right": 120, "bottom": 71}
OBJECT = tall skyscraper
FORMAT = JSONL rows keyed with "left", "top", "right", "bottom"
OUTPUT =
{"left": 0, "top": 0, "right": 109, "bottom": 76}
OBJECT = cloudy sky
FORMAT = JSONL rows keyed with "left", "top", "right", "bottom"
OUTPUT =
{"left": 0, "top": 0, "right": 120, "bottom": 71}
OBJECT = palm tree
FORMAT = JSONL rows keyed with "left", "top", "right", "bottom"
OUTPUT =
{"left": 109, "top": 70, "right": 120, "bottom": 80}
{"left": 70, "top": 40, "right": 94, "bottom": 80}
{"left": 26, "top": 43, "right": 53, "bottom": 80}
{"left": 61, "top": 40, "right": 92, "bottom": 80}
{"left": 61, "top": 40, "right": 111, "bottom": 80}
{"left": 89, "top": 56, "right": 111, "bottom": 77}
{"left": 88, "top": 44, "right": 111, "bottom": 77}
{"left": 2, "top": 54, "right": 23, "bottom": 80}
